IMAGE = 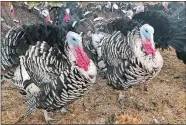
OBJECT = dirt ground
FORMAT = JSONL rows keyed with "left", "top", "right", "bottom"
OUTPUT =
{"left": 1, "top": 48, "right": 186, "bottom": 124}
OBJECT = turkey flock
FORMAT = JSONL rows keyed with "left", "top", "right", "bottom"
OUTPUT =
{"left": 1, "top": 1, "right": 186, "bottom": 123}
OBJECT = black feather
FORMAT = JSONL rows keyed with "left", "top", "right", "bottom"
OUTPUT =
{"left": 176, "top": 51, "right": 186, "bottom": 64}
{"left": 1, "top": 23, "right": 68, "bottom": 72}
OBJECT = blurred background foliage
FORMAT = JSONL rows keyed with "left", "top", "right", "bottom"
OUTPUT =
{"left": 1, "top": 1, "right": 160, "bottom": 7}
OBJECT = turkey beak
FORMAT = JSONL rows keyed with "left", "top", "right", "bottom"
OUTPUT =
{"left": 150, "top": 34, "right": 155, "bottom": 51}
{"left": 89, "top": 75, "right": 95, "bottom": 79}
{"left": 66, "top": 8, "right": 70, "bottom": 15}
{"left": 79, "top": 32, "right": 83, "bottom": 37}
{"left": 164, "top": 6, "right": 168, "bottom": 11}
{"left": 10, "top": 6, "right": 16, "bottom": 16}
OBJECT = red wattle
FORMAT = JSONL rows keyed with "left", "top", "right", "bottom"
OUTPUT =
{"left": 143, "top": 39, "right": 156, "bottom": 56}
{"left": 64, "top": 13, "right": 70, "bottom": 23}
{"left": 45, "top": 16, "right": 51, "bottom": 22}
{"left": 12, "top": 9, "right": 16, "bottom": 16}
{"left": 74, "top": 46, "right": 90, "bottom": 71}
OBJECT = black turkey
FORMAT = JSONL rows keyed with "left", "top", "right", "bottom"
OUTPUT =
{"left": 2, "top": 23, "right": 97, "bottom": 122}
{"left": 49, "top": 2, "right": 84, "bottom": 30}
{"left": 1, "top": 2, "right": 53, "bottom": 83}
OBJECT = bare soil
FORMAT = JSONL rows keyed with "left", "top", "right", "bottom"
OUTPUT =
{"left": 1, "top": 49, "right": 186, "bottom": 124}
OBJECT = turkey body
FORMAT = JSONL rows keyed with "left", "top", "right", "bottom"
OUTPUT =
{"left": 101, "top": 30, "right": 163, "bottom": 89}
{"left": 2, "top": 24, "right": 97, "bottom": 116}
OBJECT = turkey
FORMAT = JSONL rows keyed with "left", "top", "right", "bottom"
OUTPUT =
{"left": 1, "top": 2, "right": 53, "bottom": 83}
{"left": 49, "top": 2, "right": 84, "bottom": 30}
{"left": 71, "top": 4, "right": 186, "bottom": 89}
{"left": 142, "top": 2, "right": 186, "bottom": 64}
{"left": 2, "top": 23, "right": 97, "bottom": 122}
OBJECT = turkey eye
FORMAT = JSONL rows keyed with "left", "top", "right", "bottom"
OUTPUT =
{"left": 145, "top": 30, "right": 148, "bottom": 33}
{"left": 72, "top": 38, "right": 76, "bottom": 41}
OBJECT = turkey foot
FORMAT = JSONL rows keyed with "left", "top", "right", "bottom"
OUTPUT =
{"left": 43, "top": 110, "right": 58, "bottom": 123}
